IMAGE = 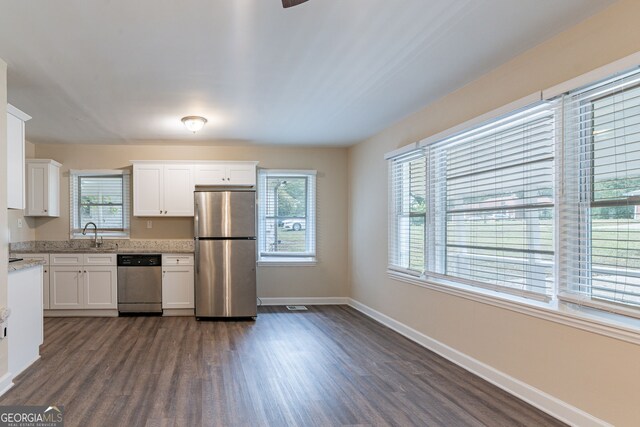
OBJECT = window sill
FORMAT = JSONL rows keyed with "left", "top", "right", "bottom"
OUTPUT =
{"left": 388, "top": 269, "right": 640, "bottom": 345}
{"left": 258, "top": 257, "right": 317, "bottom": 267}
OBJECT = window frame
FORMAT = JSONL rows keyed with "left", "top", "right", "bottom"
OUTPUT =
{"left": 257, "top": 169, "right": 317, "bottom": 265}
{"left": 69, "top": 169, "right": 131, "bottom": 239}
{"left": 384, "top": 54, "right": 640, "bottom": 343}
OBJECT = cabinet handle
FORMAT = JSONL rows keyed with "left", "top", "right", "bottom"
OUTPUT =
{"left": 78, "top": 270, "right": 82, "bottom": 274}
{"left": 164, "top": 210, "right": 167, "bottom": 214}
{"left": 160, "top": 210, "right": 162, "bottom": 214}
{"left": 44, "top": 269, "right": 47, "bottom": 273}
{"left": 44, "top": 209, "right": 47, "bottom": 212}
{"left": 84, "top": 270, "right": 87, "bottom": 273}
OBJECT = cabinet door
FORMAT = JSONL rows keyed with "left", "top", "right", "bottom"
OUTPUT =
{"left": 50, "top": 266, "right": 83, "bottom": 309}
{"left": 226, "top": 163, "right": 256, "bottom": 186}
{"left": 7, "top": 112, "right": 25, "bottom": 209}
{"left": 84, "top": 266, "right": 117, "bottom": 309}
{"left": 194, "top": 163, "right": 226, "bottom": 185}
{"left": 26, "top": 162, "right": 48, "bottom": 216}
{"left": 133, "top": 163, "right": 164, "bottom": 216}
{"left": 163, "top": 164, "right": 194, "bottom": 216}
{"left": 162, "top": 266, "right": 194, "bottom": 309}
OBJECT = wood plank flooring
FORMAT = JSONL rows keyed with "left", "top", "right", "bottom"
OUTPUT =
{"left": 0, "top": 306, "right": 565, "bottom": 426}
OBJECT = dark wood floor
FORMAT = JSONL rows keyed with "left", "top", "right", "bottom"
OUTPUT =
{"left": 1, "top": 306, "right": 564, "bottom": 427}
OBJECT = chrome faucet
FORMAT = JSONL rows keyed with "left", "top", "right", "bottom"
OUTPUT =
{"left": 82, "top": 222, "right": 102, "bottom": 248}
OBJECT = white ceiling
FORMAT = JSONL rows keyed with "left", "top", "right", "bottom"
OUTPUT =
{"left": 0, "top": 0, "right": 615, "bottom": 146}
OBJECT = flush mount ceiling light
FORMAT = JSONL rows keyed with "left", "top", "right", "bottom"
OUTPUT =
{"left": 181, "top": 116, "right": 208, "bottom": 133}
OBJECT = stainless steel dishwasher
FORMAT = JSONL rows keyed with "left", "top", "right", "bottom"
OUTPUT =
{"left": 117, "top": 254, "right": 162, "bottom": 314}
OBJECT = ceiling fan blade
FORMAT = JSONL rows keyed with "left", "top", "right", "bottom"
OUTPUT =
{"left": 282, "top": 0, "right": 309, "bottom": 8}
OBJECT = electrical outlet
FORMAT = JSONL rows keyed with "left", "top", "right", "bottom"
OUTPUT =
{"left": 146, "top": 221, "right": 152, "bottom": 229}
{"left": 17, "top": 218, "right": 23, "bottom": 228}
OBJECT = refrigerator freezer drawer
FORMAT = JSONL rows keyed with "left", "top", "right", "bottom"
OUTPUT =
{"left": 195, "top": 239, "right": 257, "bottom": 317}
{"left": 194, "top": 191, "right": 256, "bottom": 238}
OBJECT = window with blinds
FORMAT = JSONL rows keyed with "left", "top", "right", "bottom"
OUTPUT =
{"left": 426, "top": 102, "right": 556, "bottom": 300}
{"left": 388, "top": 152, "right": 427, "bottom": 275}
{"left": 70, "top": 170, "right": 130, "bottom": 238}
{"left": 257, "top": 170, "right": 316, "bottom": 261}
{"left": 560, "top": 68, "right": 640, "bottom": 314}
{"left": 387, "top": 102, "right": 556, "bottom": 300}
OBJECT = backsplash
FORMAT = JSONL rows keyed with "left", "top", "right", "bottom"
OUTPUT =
{"left": 10, "top": 239, "right": 194, "bottom": 253}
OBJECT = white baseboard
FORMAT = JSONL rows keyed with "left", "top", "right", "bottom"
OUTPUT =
{"left": 0, "top": 372, "right": 13, "bottom": 397}
{"left": 259, "top": 297, "right": 349, "bottom": 306}
{"left": 348, "top": 298, "right": 610, "bottom": 427}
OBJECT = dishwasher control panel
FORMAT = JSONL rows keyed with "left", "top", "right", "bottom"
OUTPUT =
{"left": 117, "top": 254, "right": 161, "bottom": 266}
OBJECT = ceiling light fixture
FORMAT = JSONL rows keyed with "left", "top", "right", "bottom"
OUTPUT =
{"left": 181, "top": 116, "right": 208, "bottom": 133}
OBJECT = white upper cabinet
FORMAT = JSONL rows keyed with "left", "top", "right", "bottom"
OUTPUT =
{"left": 133, "top": 163, "right": 164, "bottom": 216}
{"left": 164, "top": 164, "right": 195, "bottom": 216}
{"left": 195, "top": 161, "right": 257, "bottom": 186}
{"left": 132, "top": 161, "right": 257, "bottom": 217}
{"left": 25, "top": 159, "right": 61, "bottom": 217}
{"left": 7, "top": 104, "right": 31, "bottom": 210}
{"left": 132, "top": 162, "right": 194, "bottom": 217}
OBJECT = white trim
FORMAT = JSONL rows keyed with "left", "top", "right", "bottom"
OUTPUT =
{"left": 0, "top": 373, "right": 13, "bottom": 398}
{"left": 257, "top": 169, "right": 317, "bottom": 176}
{"left": 418, "top": 91, "right": 542, "bottom": 148}
{"left": 543, "top": 51, "right": 640, "bottom": 99}
{"left": 259, "top": 297, "right": 349, "bottom": 306}
{"left": 258, "top": 260, "right": 317, "bottom": 267}
{"left": 25, "top": 158, "right": 61, "bottom": 167}
{"left": 69, "top": 169, "right": 129, "bottom": 176}
{"left": 7, "top": 104, "right": 31, "bottom": 121}
{"left": 384, "top": 142, "right": 418, "bottom": 160}
{"left": 131, "top": 160, "right": 259, "bottom": 166}
{"left": 347, "top": 298, "right": 611, "bottom": 427}
{"left": 388, "top": 270, "right": 640, "bottom": 346}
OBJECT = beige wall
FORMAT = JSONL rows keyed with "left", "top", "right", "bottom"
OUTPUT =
{"left": 0, "top": 58, "right": 9, "bottom": 384}
{"left": 348, "top": 0, "right": 640, "bottom": 425}
{"left": 33, "top": 143, "right": 348, "bottom": 299}
{"left": 8, "top": 141, "right": 36, "bottom": 243}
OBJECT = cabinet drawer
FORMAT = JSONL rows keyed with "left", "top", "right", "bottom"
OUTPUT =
{"left": 15, "top": 253, "right": 49, "bottom": 265}
{"left": 83, "top": 253, "right": 117, "bottom": 266}
{"left": 162, "top": 254, "right": 194, "bottom": 266}
{"left": 51, "top": 254, "right": 83, "bottom": 265}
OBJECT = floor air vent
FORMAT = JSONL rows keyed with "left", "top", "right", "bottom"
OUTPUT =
{"left": 286, "top": 305, "right": 308, "bottom": 311}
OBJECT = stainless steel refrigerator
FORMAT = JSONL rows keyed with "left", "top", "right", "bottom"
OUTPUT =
{"left": 194, "top": 189, "right": 257, "bottom": 318}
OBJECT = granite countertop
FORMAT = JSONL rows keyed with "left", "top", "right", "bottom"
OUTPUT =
{"left": 10, "top": 240, "right": 195, "bottom": 255}
{"left": 8, "top": 259, "right": 46, "bottom": 273}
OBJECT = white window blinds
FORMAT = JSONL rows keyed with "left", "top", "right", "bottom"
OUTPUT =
{"left": 388, "top": 151, "right": 427, "bottom": 275}
{"left": 560, "top": 68, "right": 640, "bottom": 314}
{"left": 70, "top": 170, "right": 130, "bottom": 238}
{"left": 425, "top": 102, "right": 557, "bottom": 300}
{"left": 387, "top": 101, "right": 556, "bottom": 300}
{"left": 257, "top": 170, "right": 316, "bottom": 260}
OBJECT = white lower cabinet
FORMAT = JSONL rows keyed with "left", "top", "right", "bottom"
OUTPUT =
{"left": 50, "top": 267, "right": 83, "bottom": 309}
{"left": 50, "top": 253, "right": 117, "bottom": 310}
{"left": 162, "top": 254, "right": 194, "bottom": 309}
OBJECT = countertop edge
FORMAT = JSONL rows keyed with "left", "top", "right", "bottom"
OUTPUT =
{"left": 9, "top": 259, "right": 46, "bottom": 273}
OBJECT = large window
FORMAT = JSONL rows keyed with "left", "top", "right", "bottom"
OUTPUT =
{"left": 257, "top": 170, "right": 316, "bottom": 262}
{"left": 388, "top": 64, "right": 640, "bottom": 320}
{"left": 70, "top": 170, "right": 130, "bottom": 239}
{"left": 561, "top": 69, "right": 640, "bottom": 313}
{"left": 388, "top": 103, "right": 556, "bottom": 300}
